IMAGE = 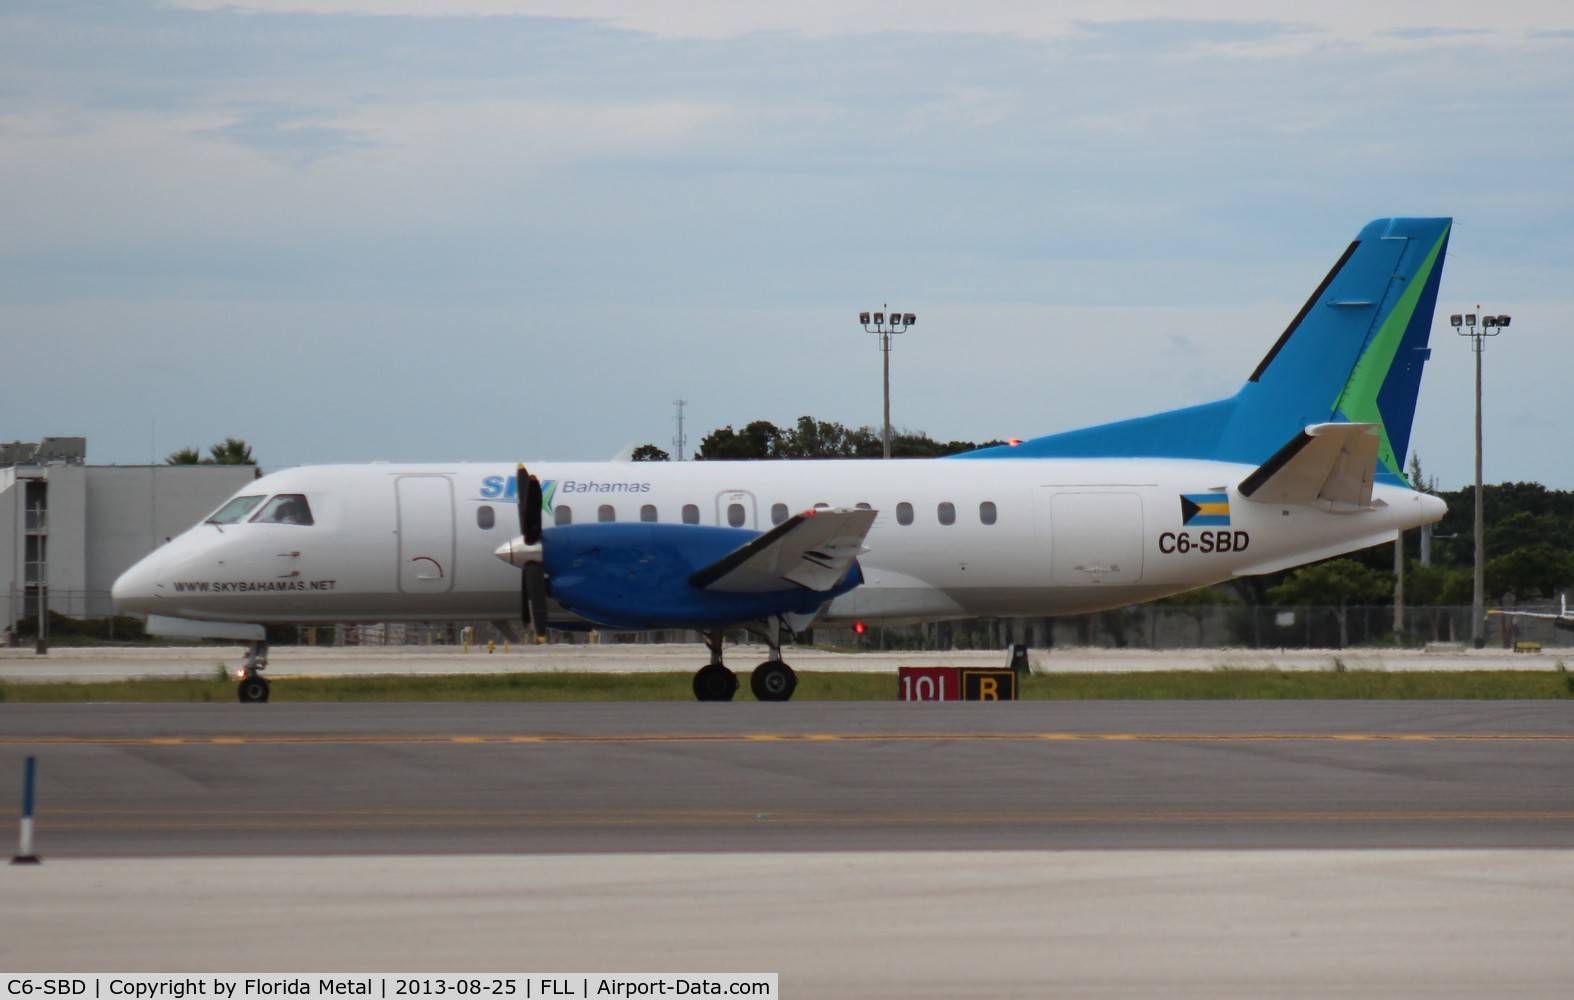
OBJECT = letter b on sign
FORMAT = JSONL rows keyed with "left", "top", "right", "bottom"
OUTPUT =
{"left": 962, "top": 669, "right": 1017, "bottom": 700}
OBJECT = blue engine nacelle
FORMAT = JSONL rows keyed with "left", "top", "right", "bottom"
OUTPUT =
{"left": 540, "top": 522, "right": 863, "bottom": 629}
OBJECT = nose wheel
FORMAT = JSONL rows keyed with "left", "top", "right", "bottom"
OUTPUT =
{"left": 237, "top": 641, "right": 270, "bottom": 703}
{"left": 237, "top": 672, "right": 270, "bottom": 703}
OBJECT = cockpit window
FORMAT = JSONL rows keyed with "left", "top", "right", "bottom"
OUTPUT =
{"left": 207, "top": 495, "right": 265, "bottom": 525}
{"left": 251, "top": 494, "right": 315, "bottom": 526}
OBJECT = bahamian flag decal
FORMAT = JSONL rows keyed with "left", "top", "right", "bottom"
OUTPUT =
{"left": 539, "top": 479, "right": 558, "bottom": 513}
{"left": 1180, "top": 493, "right": 1230, "bottom": 526}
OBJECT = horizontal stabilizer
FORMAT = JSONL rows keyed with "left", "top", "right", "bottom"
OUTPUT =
{"left": 690, "top": 507, "right": 877, "bottom": 594}
{"left": 1238, "top": 422, "right": 1379, "bottom": 510}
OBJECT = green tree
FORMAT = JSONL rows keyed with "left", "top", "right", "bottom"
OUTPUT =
{"left": 695, "top": 415, "right": 1000, "bottom": 460}
{"left": 1405, "top": 561, "right": 1470, "bottom": 642}
{"left": 779, "top": 416, "right": 879, "bottom": 458}
{"left": 207, "top": 438, "right": 255, "bottom": 465}
{"left": 165, "top": 439, "right": 256, "bottom": 466}
{"left": 1268, "top": 558, "right": 1392, "bottom": 648}
{"left": 1406, "top": 452, "right": 1436, "bottom": 492}
{"left": 697, "top": 420, "right": 786, "bottom": 460}
{"left": 630, "top": 444, "right": 670, "bottom": 461}
{"left": 1485, "top": 543, "right": 1574, "bottom": 604}
{"left": 1155, "top": 586, "right": 1237, "bottom": 645}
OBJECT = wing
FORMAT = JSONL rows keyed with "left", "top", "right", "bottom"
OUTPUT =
{"left": 1487, "top": 595, "right": 1571, "bottom": 623}
{"left": 689, "top": 507, "right": 877, "bottom": 594}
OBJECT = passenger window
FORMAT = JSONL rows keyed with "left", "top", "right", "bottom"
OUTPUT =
{"left": 682, "top": 504, "right": 700, "bottom": 525}
{"left": 855, "top": 502, "right": 872, "bottom": 510}
{"left": 598, "top": 504, "right": 616, "bottom": 523}
{"left": 477, "top": 505, "right": 495, "bottom": 529}
{"left": 208, "top": 495, "right": 265, "bottom": 525}
{"left": 979, "top": 501, "right": 997, "bottom": 526}
{"left": 727, "top": 503, "right": 746, "bottom": 528}
{"left": 937, "top": 502, "right": 955, "bottom": 526}
{"left": 251, "top": 494, "right": 314, "bottom": 526}
{"left": 640, "top": 504, "right": 658, "bottom": 523}
{"left": 554, "top": 505, "right": 573, "bottom": 526}
{"left": 896, "top": 502, "right": 913, "bottom": 526}
{"left": 813, "top": 502, "right": 829, "bottom": 510}
{"left": 771, "top": 503, "right": 789, "bottom": 525}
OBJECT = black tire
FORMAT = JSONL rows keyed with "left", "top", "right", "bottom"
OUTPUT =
{"left": 750, "top": 661, "right": 797, "bottom": 702}
{"left": 692, "top": 664, "right": 738, "bottom": 702}
{"left": 237, "top": 675, "right": 270, "bottom": 703}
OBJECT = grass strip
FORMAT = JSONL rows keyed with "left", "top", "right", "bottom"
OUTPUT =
{"left": 0, "top": 669, "right": 1571, "bottom": 702}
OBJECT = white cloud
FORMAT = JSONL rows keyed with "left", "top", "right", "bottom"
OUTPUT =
{"left": 4, "top": 0, "right": 1572, "bottom": 490}
{"left": 170, "top": 0, "right": 1574, "bottom": 47}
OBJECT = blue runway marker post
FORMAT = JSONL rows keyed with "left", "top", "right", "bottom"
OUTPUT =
{"left": 12, "top": 755, "right": 41, "bottom": 864}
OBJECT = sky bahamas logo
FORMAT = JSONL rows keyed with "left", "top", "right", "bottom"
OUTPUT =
{"left": 479, "top": 475, "right": 650, "bottom": 507}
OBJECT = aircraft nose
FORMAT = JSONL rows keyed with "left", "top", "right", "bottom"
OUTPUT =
{"left": 111, "top": 556, "right": 165, "bottom": 614}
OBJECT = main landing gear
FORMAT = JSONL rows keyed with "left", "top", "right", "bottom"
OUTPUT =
{"left": 750, "top": 658, "right": 797, "bottom": 702}
{"left": 237, "top": 640, "right": 270, "bottom": 703}
{"left": 693, "top": 631, "right": 739, "bottom": 701}
{"left": 691, "top": 627, "right": 799, "bottom": 703}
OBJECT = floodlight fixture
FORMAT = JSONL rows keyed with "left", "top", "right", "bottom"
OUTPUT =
{"left": 860, "top": 305, "right": 919, "bottom": 459}
{"left": 1454, "top": 304, "right": 1515, "bottom": 650}
{"left": 1450, "top": 314, "right": 1462, "bottom": 327}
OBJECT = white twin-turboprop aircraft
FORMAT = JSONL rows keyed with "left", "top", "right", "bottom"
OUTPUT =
{"left": 114, "top": 217, "right": 1454, "bottom": 702}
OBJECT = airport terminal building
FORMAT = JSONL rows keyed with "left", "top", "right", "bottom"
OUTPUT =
{"left": 2, "top": 437, "right": 256, "bottom": 632}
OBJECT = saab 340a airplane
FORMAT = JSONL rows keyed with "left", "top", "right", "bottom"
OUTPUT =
{"left": 114, "top": 217, "right": 1453, "bottom": 703}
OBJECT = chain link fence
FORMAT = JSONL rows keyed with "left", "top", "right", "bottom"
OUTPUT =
{"left": 831, "top": 605, "right": 1569, "bottom": 652}
{"left": 7, "top": 591, "right": 1568, "bottom": 651}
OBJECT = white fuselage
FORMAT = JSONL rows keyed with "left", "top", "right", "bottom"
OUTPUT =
{"left": 112, "top": 457, "right": 1446, "bottom": 630}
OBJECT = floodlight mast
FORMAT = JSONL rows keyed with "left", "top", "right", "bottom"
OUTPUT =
{"left": 860, "top": 307, "right": 916, "bottom": 459}
{"left": 1453, "top": 309, "right": 1512, "bottom": 649}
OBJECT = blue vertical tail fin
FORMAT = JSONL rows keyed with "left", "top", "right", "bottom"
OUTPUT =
{"left": 958, "top": 217, "right": 1452, "bottom": 485}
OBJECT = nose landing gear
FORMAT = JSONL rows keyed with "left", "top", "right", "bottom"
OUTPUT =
{"left": 237, "top": 641, "right": 270, "bottom": 703}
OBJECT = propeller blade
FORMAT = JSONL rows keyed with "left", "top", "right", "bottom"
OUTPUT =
{"left": 520, "top": 561, "right": 532, "bottom": 627}
{"left": 524, "top": 475, "right": 543, "bottom": 545}
{"left": 524, "top": 562, "right": 549, "bottom": 637}
{"left": 522, "top": 466, "right": 541, "bottom": 544}
{"left": 514, "top": 465, "right": 546, "bottom": 629}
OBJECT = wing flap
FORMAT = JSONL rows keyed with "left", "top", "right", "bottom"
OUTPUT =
{"left": 1238, "top": 422, "right": 1379, "bottom": 510}
{"left": 689, "top": 507, "right": 877, "bottom": 594}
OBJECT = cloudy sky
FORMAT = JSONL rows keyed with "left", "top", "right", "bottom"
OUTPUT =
{"left": 4, "top": 1, "right": 1571, "bottom": 489}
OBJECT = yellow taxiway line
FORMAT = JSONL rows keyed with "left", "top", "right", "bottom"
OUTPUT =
{"left": 4, "top": 732, "right": 1574, "bottom": 746}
